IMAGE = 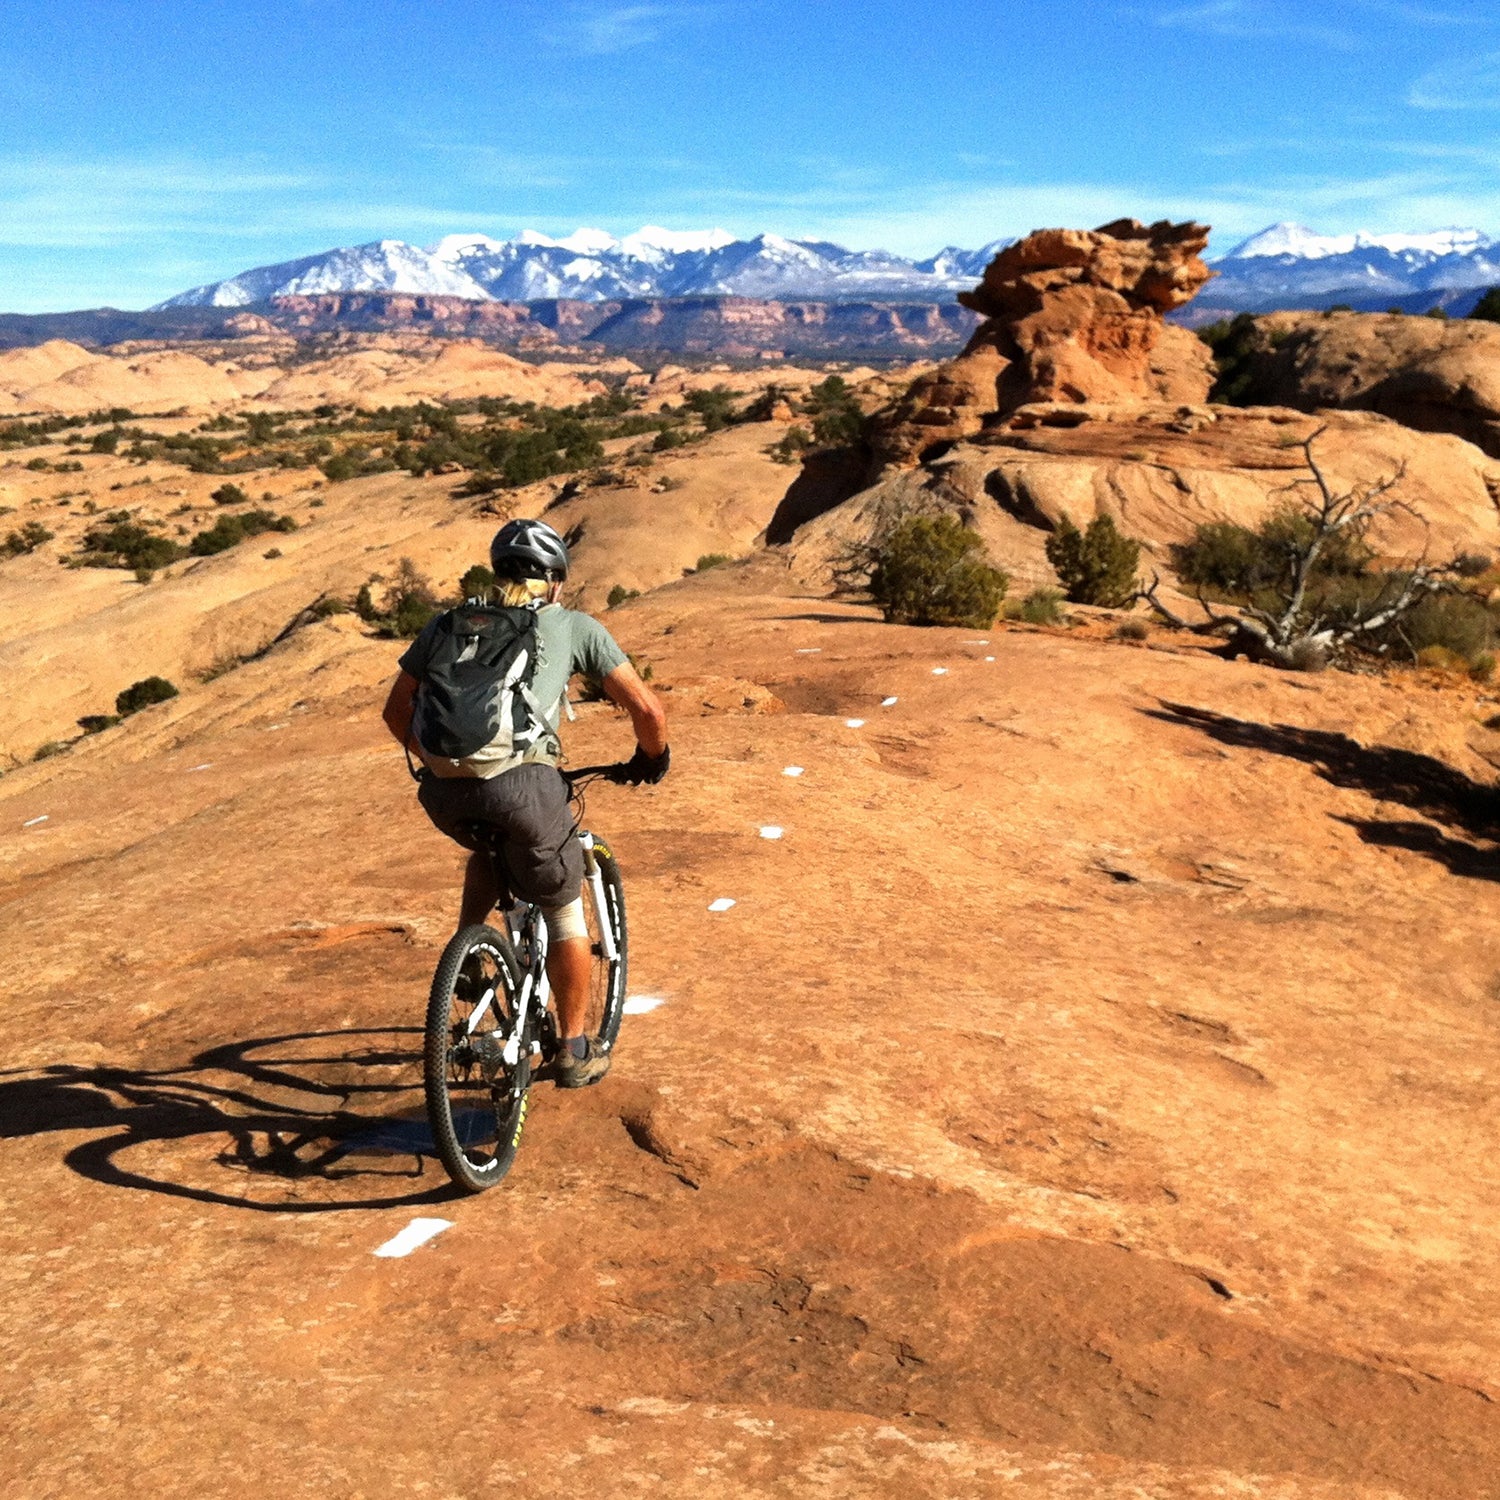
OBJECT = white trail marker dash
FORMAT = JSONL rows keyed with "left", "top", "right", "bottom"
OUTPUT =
{"left": 374, "top": 1217, "right": 453, "bottom": 1258}
{"left": 783, "top": 766, "right": 804, "bottom": 777}
{"left": 708, "top": 898, "right": 737, "bottom": 913}
{"left": 844, "top": 718, "right": 865, "bottom": 728}
{"left": 623, "top": 995, "right": 666, "bottom": 1015}
{"left": 881, "top": 696, "right": 898, "bottom": 707}
{"left": 759, "top": 825, "right": 784, "bottom": 840}
{"left": 931, "top": 668, "right": 948, "bottom": 676}
{"left": 22, "top": 815, "right": 48, "bottom": 828}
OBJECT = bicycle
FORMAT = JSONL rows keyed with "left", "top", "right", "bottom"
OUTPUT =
{"left": 422, "top": 763, "right": 630, "bottom": 1193}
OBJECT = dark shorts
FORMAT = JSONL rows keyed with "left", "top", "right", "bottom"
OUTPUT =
{"left": 417, "top": 763, "right": 583, "bottom": 908}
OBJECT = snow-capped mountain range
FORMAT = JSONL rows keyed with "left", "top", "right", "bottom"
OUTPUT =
{"left": 1203, "top": 222, "right": 1500, "bottom": 312}
{"left": 153, "top": 226, "right": 1012, "bottom": 308}
{"left": 152, "top": 222, "right": 1500, "bottom": 313}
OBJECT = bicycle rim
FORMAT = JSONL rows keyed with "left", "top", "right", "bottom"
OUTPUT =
{"left": 423, "top": 923, "right": 529, "bottom": 1193}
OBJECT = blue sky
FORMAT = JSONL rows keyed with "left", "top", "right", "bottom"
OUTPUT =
{"left": 2, "top": 0, "right": 1499, "bottom": 310}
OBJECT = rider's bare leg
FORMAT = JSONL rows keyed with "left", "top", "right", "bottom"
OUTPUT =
{"left": 458, "top": 851, "right": 501, "bottom": 928}
{"left": 548, "top": 936, "right": 592, "bottom": 1041}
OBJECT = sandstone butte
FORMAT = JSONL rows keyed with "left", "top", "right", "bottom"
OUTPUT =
{"left": 869, "top": 218, "right": 1218, "bottom": 467}
{"left": 5, "top": 239, "right": 1500, "bottom": 1495}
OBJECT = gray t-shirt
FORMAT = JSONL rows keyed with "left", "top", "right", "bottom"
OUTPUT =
{"left": 400, "top": 601, "right": 627, "bottom": 774}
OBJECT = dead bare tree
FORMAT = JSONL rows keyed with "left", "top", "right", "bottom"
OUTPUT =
{"left": 1144, "top": 428, "right": 1447, "bottom": 670}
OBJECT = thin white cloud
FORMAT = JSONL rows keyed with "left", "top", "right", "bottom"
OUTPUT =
{"left": 1409, "top": 51, "right": 1500, "bottom": 108}
{"left": 1152, "top": 1, "right": 1356, "bottom": 48}
{"left": 542, "top": 3, "right": 686, "bottom": 55}
{"left": 1357, "top": 0, "right": 1493, "bottom": 24}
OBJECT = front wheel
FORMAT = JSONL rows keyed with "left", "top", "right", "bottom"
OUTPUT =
{"left": 424, "top": 923, "right": 529, "bottom": 1193}
{"left": 581, "top": 838, "right": 628, "bottom": 1052}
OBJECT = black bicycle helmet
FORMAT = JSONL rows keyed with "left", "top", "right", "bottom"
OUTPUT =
{"left": 489, "top": 518, "right": 569, "bottom": 581}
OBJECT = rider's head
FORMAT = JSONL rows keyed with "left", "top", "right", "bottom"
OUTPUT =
{"left": 488, "top": 519, "right": 569, "bottom": 605}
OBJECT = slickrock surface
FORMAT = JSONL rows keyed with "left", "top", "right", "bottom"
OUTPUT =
{"left": 1222, "top": 311, "right": 1500, "bottom": 461}
{"left": 4, "top": 549, "right": 1500, "bottom": 1497}
{"left": 0, "top": 420, "right": 806, "bottom": 762}
{"left": 797, "top": 402, "right": 1500, "bottom": 596}
{"left": 871, "top": 220, "right": 1217, "bottom": 467}
{"left": 0, "top": 337, "right": 605, "bottom": 416}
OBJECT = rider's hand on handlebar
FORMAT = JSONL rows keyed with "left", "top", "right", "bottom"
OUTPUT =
{"left": 621, "top": 745, "right": 670, "bottom": 785}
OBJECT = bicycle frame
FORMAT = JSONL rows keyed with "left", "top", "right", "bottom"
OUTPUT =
{"left": 484, "top": 828, "right": 615, "bottom": 1069}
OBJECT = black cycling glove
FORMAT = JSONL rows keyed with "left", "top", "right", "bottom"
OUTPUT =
{"left": 622, "top": 745, "right": 670, "bottom": 785}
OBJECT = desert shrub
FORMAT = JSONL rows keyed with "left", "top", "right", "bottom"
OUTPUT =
{"left": 1045, "top": 513, "right": 1141, "bottom": 608}
{"left": 1416, "top": 644, "right": 1467, "bottom": 672}
{"left": 459, "top": 563, "right": 494, "bottom": 600}
{"left": 90, "top": 428, "right": 121, "bottom": 454}
{"left": 652, "top": 427, "right": 690, "bottom": 452}
{"left": 115, "top": 676, "right": 178, "bottom": 716}
{"left": 1425, "top": 305, "right": 1450, "bottom": 320}
{"left": 769, "top": 425, "right": 813, "bottom": 463}
{"left": 1471, "top": 651, "right": 1496, "bottom": 682}
{"left": 262, "top": 547, "right": 283, "bottom": 559}
{"left": 802, "top": 375, "right": 865, "bottom": 448}
{"left": 1114, "top": 618, "right": 1150, "bottom": 641}
{"left": 683, "top": 386, "right": 739, "bottom": 432}
{"left": 360, "top": 558, "right": 442, "bottom": 639}
{"left": 211, "top": 482, "right": 250, "bottom": 505}
{"left": 1387, "top": 590, "right": 1493, "bottom": 665}
{"left": 78, "top": 519, "right": 183, "bottom": 574}
{"left": 1472, "top": 288, "right": 1500, "bottom": 324}
{"left": 321, "top": 452, "right": 362, "bottom": 482}
{"left": 1197, "top": 312, "right": 1264, "bottom": 404}
{"left": 78, "top": 714, "right": 121, "bottom": 734}
{"left": 869, "top": 513, "right": 1009, "bottom": 628}
{"left": 32, "top": 740, "right": 69, "bottom": 761}
{"left": 694, "top": 553, "right": 732, "bottom": 572}
{"left": 1018, "top": 587, "right": 1066, "bottom": 625}
{"left": 188, "top": 509, "right": 297, "bottom": 556}
{"left": 1172, "top": 508, "right": 1370, "bottom": 606}
{"left": 812, "top": 404, "right": 864, "bottom": 447}
{"left": 1452, "top": 552, "right": 1493, "bottom": 578}
{"left": 311, "top": 595, "right": 351, "bottom": 618}
{"left": 3, "top": 521, "right": 54, "bottom": 556}
{"left": 607, "top": 584, "right": 640, "bottom": 608}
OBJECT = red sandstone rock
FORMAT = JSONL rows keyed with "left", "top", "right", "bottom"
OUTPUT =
{"left": 871, "top": 219, "right": 1217, "bottom": 466}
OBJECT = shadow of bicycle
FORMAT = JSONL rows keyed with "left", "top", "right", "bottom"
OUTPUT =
{"left": 0, "top": 1028, "right": 464, "bottom": 1212}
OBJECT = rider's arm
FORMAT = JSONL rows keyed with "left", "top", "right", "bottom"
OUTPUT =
{"left": 382, "top": 671, "right": 419, "bottom": 745}
{"left": 602, "top": 662, "right": 667, "bottom": 756}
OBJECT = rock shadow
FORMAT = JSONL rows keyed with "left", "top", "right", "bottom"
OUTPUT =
{"left": 0, "top": 1027, "right": 458, "bottom": 1212}
{"left": 764, "top": 446, "right": 868, "bottom": 545}
{"left": 1147, "top": 700, "right": 1500, "bottom": 881}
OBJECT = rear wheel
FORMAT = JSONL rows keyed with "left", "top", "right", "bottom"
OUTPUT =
{"left": 423, "top": 923, "right": 529, "bottom": 1193}
{"left": 581, "top": 839, "right": 628, "bottom": 1052}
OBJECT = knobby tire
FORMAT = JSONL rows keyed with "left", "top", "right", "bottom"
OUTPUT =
{"left": 423, "top": 922, "right": 528, "bottom": 1193}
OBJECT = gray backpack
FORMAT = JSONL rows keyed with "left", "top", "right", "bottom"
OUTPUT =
{"left": 409, "top": 603, "right": 554, "bottom": 776}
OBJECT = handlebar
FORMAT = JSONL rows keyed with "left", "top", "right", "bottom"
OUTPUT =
{"left": 563, "top": 762, "right": 630, "bottom": 787}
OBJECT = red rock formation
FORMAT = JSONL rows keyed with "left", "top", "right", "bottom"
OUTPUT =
{"left": 871, "top": 219, "right": 1217, "bottom": 466}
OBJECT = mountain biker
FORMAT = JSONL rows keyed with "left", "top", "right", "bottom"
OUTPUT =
{"left": 380, "top": 518, "right": 669, "bottom": 1088}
